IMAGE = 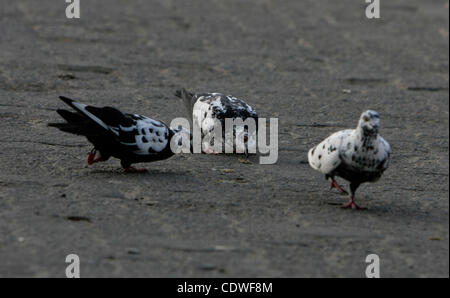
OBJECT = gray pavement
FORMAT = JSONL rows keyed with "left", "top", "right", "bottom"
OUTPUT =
{"left": 0, "top": 0, "right": 448, "bottom": 277}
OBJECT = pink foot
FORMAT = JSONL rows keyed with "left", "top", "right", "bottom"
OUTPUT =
{"left": 204, "top": 148, "right": 220, "bottom": 154}
{"left": 87, "top": 149, "right": 103, "bottom": 165}
{"left": 330, "top": 179, "right": 349, "bottom": 195}
{"left": 342, "top": 199, "right": 366, "bottom": 210}
{"left": 124, "top": 167, "right": 148, "bottom": 173}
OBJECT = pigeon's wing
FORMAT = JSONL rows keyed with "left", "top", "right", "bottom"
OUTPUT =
{"left": 375, "top": 136, "right": 391, "bottom": 171}
{"left": 119, "top": 114, "right": 170, "bottom": 155}
{"left": 192, "top": 92, "right": 258, "bottom": 128}
{"left": 308, "top": 129, "right": 353, "bottom": 174}
{"left": 221, "top": 95, "right": 258, "bottom": 119}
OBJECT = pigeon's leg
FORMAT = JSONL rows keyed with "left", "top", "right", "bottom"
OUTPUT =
{"left": 329, "top": 178, "right": 349, "bottom": 195}
{"left": 121, "top": 160, "right": 147, "bottom": 173}
{"left": 342, "top": 182, "right": 366, "bottom": 210}
{"left": 87, "top": 148, "right": 104, "bottom": 165}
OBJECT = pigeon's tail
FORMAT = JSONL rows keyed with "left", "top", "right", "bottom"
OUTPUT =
{"left": 49, "top": 96, "right": 117, "bottom": 137}
{"left": 48, "top": 109, "right": 104, "bottom": 136}
{"left": 175, "top": 88, "right": 195, "bottom": 122}
{"left": 57, "top": 96, "right": 110, "bottom": 130}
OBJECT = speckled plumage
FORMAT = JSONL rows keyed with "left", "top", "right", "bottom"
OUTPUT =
{"left": 308, "top": 110, "right": 391, "bottom": 209}
{"left": 49, "top": 96, "right": 183, "bottom": 171}
{"left": 176, "top": 89, "right": 258, "bottom": 154}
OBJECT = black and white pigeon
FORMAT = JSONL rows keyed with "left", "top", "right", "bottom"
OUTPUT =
{"left": 175, "top": 88, "right": 258, "bottom": 155}
{"left": 308, "top": 110, "right": 391, "bottom": 209}
{"left": 49, "top": 96, "right": 188, "bottom": 173}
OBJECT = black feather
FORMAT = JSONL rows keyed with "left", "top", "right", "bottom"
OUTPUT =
{"left": 49, "top": 108, "right": 106, "bottom": 137}
{"left": 56, "top": 109, "right": 85, "bottom": 123}
{"left": 59, "top": 96, "right": 76, "bottom": 106}
{"left": 85, "top": 106, "right": 134, "bottom": 127}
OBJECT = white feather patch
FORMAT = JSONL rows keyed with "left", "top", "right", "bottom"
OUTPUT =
{"left": 132, "top": 119, "right": 169, "bottom": 155}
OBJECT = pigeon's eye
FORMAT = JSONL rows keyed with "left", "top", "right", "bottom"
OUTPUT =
{"left": 363, "top": 116, "right": 369, "bottom": 122}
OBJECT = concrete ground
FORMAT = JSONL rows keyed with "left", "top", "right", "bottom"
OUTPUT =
{"left": 0, "top": 0, "right": 448, "bottom": 277}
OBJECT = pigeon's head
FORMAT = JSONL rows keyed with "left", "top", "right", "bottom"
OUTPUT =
{"left": 358, "top": 110, "right": 380, "bottom": 135}
{"left": 226, "top": 122, "right": 257, "bottom": 156}
{"left": 170, "top": 126, "right": 193, "bottom": 154}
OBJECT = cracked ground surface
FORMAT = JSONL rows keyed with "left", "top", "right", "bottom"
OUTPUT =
{"left": 0, "top": 0, "right": 448, "bottom": 277}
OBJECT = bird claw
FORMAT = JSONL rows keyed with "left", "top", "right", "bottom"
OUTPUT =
{"left": 341, "top": 201, "right": 366, "bottom": 210}
{"left": 204, "top": 148, "right": 220, "bottom": 154}
{"left": 87, "top": 149, "right": 103, "bottom": 165}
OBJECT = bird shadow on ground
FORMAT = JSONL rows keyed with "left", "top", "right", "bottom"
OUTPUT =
{"left": 205, "top": 153, "right": 259, "bottom": 165}
{"left": 324, "top": 199, "right": 421, "bottom": 217}
{"left": 87, "top": 167, "right": 191, "bottom": 178}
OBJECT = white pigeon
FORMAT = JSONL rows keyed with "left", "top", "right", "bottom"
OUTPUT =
{"left": 175, "top": 89, "right": 258, "bottom": 155}
{"left": 308, "top": 110, "right": 391, "bottom": 209}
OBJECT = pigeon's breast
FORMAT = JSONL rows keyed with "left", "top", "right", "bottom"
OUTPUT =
{"left": 338, "top": 136, "right": 390, "bottom": 179}
{"left": 333, "top": 162, "right": 383, "bottom": 183}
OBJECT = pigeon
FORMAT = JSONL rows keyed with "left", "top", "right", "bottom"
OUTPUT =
{"left": 49, "top": 96, "right": 188, "bottom": 173}
{"left": 308, "top": 110, "right": 391, "bottom": 209}
{"left": 175, "top": 88, "right": 258, "bottom": 156}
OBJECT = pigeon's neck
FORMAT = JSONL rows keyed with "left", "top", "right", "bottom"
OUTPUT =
{"left": 170, "top": 127, "right": 193, "bottom": 153}
{"left": 355, "top": 125, "right": 378, "bottom": 145}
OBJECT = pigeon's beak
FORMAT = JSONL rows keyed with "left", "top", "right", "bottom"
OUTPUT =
{"left": 371, "top": 118, "right": 380, "bottom": 131}
{"left": 371, "top": 122, "right": 379, "bottom": 131}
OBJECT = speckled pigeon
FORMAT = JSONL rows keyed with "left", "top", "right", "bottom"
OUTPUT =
{"left": 308, "top": 110, "right": 391, "bottom": 209}
{"left": 49, "top": 96, "right": 188, "bottom": 173}
{"left": 175, "top": 88, "right": 258, "bottom": 156}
